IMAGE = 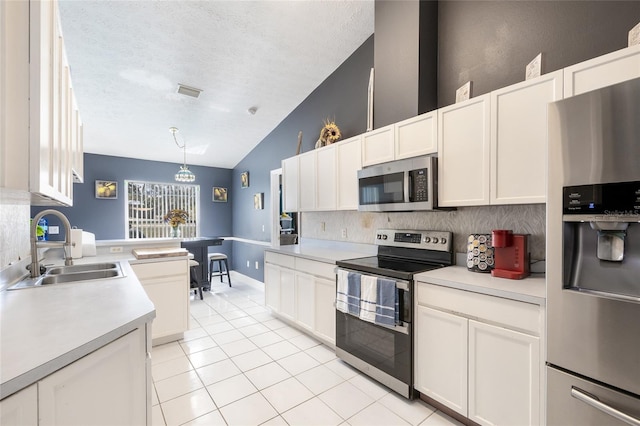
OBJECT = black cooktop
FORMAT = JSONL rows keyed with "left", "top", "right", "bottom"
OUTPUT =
{"left": 336, "top": 255, "right": 445, "bottom": 281}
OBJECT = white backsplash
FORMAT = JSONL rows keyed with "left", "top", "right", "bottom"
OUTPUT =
{"left": 0, "top": 189, "right": 31, "bottom": 272}
{"left": 301, "top": 204, "right": 546, "bottom": 261}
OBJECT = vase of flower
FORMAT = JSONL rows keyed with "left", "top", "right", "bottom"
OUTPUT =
{"left": 164, "top": 209, "right": 188, "bottom": 238}
{"left": 170, "top": 225, "right": 181, "bottom": 238}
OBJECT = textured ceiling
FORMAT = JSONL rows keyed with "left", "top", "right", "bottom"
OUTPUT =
{"left": 58, "top": 0, "right": 374, "bottom": 169}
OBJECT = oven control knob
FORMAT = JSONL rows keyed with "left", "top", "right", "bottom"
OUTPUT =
{"left": 377, "top": 234, "right": 382, "bottom": 239}
{"left": 382, "top": 235, "right": 388, "bottom": 240}
{"left": 432, "top": 237, "right": 439, "bottom": 244}
{"left": 440, "top": 238, "right": 447, "bottom": 244}
{"left": 424, "top": 237, "right": 431, "bottom": 243}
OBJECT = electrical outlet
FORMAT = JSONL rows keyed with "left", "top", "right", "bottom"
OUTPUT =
{"left": 246, "top": 260, "right": 250, "bottom": 268}
{"left": 49, "top": 226, "right": 60, "bottom": 235}
{"left": 262, "top": 224, "right": 265, "bottom": 232}
{"left": 321, "top": 222, "right": 326, "bottom": 232}
{"left": 255, "top": 261, "right": 259, "bottom": 269}
{"left": 109, "top": 246, "right": 123, "bottom": 253}
{"left": 341, "top": 228, "right": 347, "bottom": 238}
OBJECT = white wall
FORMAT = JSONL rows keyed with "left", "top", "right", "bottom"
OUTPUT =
{"left": 302, "top": 204, "right": 546, "bottom": 261}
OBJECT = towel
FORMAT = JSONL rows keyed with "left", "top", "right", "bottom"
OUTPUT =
{"left": 336, "top": 269, "right": 349, "bottom": 314}
{"left": 375, "top": 278, "right": 398, "bottom": 327}
{"left": 346, "top": 272, "right": 361, "bottom": 315}
{"left": 359, "top": 275, "right": 378, "bottom": 323}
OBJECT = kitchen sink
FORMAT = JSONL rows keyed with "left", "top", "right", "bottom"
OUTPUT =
{"left": 7, "top": 262, "right": 125, "bottom": 290}
{"left": 46, "top": 263, "right": 118, "bottom": 275}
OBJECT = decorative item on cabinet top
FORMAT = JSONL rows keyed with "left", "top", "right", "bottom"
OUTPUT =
{"left": 314, "top": 118, "right": 342, "bottom": 149}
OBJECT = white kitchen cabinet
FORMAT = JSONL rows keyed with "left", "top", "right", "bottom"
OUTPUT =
{"left": 490, "top": 70, "right": 563, "bottom": 205}
{"left": 564, "top": 44, "right": 640, "bottom": 98}
{"left": 131, "top": 259, "right": 189, "bottom": 345}
{"left": 394, "top": 111, "right": 438, "bottom": 160}
{"left": 281, "top": 155, "right": 299, "bottom": 212}
{"left": 264, "top": 251, "right": 336, "bottom": 346}
{"left": 298, "top": 150, "right": 317, "bottom": 212}
{"left": 1, "top": 0, "right": 81, "bottom": 205}
{"left": 39, "top": 327, "right": 148, "bottom": 426}
{"left": 468, "top": 319, "right": 540, "bottom": 426}
{"left": 414, "top": 305, "right": 468, "bottom": 416}
{"left": 0, "top": 384, "right": 37, "bottom": 426}
{"left": 316, "top": 144, "right": 337, "bottom": 210}
{"left": 415, "top": 281, "right": 544, "bottom": 426}
{"left": 437, "top": 94, "right": 491, "bottom": 207}
{"left": 362, "top": 124, "right": 395, "bottom": 166}
{"left": 70, "top": 92, "right": 84, "bottom": 183}
{"left": 336, "top": 135, "right": 362, "bottom": 210}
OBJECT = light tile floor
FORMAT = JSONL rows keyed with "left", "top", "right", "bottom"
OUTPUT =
{"left": 151, "top": 272, "right": 464, "bottom": 426}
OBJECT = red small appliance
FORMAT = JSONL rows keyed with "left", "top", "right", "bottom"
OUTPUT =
{"left": 490, "top": 230, "right": 530, "bottom": 279}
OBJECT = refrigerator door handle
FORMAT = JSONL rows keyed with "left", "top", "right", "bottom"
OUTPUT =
{"left": 571, "top": 387, "right": 640, "bottom": 426}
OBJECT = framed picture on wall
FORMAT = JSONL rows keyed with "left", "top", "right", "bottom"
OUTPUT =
{"left": 213, "top": 187, "right": 228, "bottom": 202}
{"left": 241, "top": 171, "right": 250, "bottom": 188}
{"left": 95, "top": 180, "right": 117, "bottom": 199}
{"left": 254, "top": 192, "right": 264, "bottom": 209}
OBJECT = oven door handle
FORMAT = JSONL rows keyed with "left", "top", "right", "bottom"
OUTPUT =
{"left": 571, "top": 387, "right": 640, "bottom": 426}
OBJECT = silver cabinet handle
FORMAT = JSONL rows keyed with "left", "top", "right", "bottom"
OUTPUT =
{"left": 571, "top": 387, "right": 640, "bottom": 426}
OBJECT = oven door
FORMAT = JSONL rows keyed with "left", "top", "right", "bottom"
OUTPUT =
{"left": 335, "top": 271, "right": 413, "bottom": 397}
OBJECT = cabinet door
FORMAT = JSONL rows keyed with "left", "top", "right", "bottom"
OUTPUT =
{"left": 490, "top": 71, "right": 563, "bottom": 205}
{"left": 282, "top": 156, "right": 299, "bottom": 212}
{"left": 564, "top": 44, "right": 640, "bottom": 98}
{"left": 39, "top": 328, "right": 147, "bottom": 426}
{"left": 0, "top": 384, "right": 37, "bottom": 426}
{"left": 362, "top": 124, "right": 394, "bottom": 166}
{"left": 395, "top": 111, "right": 437, "bottom": 159}
{"left": 336, "top": 136, "right": 362, "bottom": 210}
{"left": 264, "top": 263, "right": 281, "bottom": 311}
{"left": 314, "top": 276, "right": 336, "bottom": 345}
{"left": 468, "top": 320, "right": 540, "bottom": 426}
{"left": 298, "top": 151, "right": 317, "bottom": 212}
{"left": 437, "top": 94, "right": 491, "bottom": 207}
{"left": 414, "top": 306, "right": 468, "bottom": 416}
{"left": 295, "top": 272, "right": 315, "bottom": 331}
{"left": 316, "top": 144, "right": 337, "bottom": 211}
{"left": 279, "top": 268, "right": 296, "bottom": 321}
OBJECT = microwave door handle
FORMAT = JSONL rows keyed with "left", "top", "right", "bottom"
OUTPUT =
{"left": 405, "top": 172, "right": 411, "bottom": 202}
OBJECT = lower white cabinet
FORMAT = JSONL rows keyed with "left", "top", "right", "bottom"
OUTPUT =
{"left": 264, "top": 251, "right": 336, "bottom": 345}
{"left": 415, "top": 281, "right": 543, "bottom": 426}
{"left": 131, "top": 259, "right": 189, "bottom": 344}
{"left": 39, "top": 327, "right": 148, "bottom": 426}
{"left": 0, "top": 326, "right": 150, "bottom": 426}
{"left": 0, "top": 384, "right": 37, "bottom": 426}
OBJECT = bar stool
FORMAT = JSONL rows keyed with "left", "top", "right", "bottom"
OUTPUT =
{"left": 188, "top": 254, "right": 203, "bottom": 300}
{"left": 208, "top": 253, "right": 231, "bottom": 287}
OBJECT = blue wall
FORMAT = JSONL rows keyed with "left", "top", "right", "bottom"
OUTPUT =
{"left": 32, "top": 154, "right": 233, "bottom": 255}
{"left": 229, "top": 35, "right": 375, "bottom": 281}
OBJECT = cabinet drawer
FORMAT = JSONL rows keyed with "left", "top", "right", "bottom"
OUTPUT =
{"left": 417, "top": 282, "right": 540, "bottom": 335}
{"left": 295, "top": 258, "right": 335, "bottom": 280}
{"left": 264, "top": 251, "right": 296, "bottom": 269}
{"left": 131, "top": 259, "right": 188, "bottom": 280}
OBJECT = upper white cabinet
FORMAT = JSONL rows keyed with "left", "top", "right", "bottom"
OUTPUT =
{"left": 437, "top": 94, "right": 492, "bottom": 207}
{"left": 394, "top": 111, "right": 438, "bottom": 160}
{"left": 336, "top": 135, "right": 362, "bottom": 210}
{"left": 298, "top": 150, "right": 317, "bottom": 212}
{"left": 490, "top": 70, "right": 563, "bottom": 205}
{"left": 1, "top": 0, "right": 83, "bottom": 205}
{"left": 316, "top": 144, "right": 337, "bottom": 211}
{"left": 362, "top": 111, "right": 438, "bottom": 167}
{"left": 362, "top": 124, "right": 395, "bottom": 166}
{"left": 282, "top": 155, "right": 299, "bottom": 212}
{"left": 564, "top": 44, "right": 640, "bottom": 98}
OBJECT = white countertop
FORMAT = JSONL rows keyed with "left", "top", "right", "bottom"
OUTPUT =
{"left": 0, "top": 260, "right": 155, "bottom": 400}
{"left": 265, "top": 240, "right": 376, "bottom": 264}
{"left": 415, "top": 266, "right": 546, "bottom": 305}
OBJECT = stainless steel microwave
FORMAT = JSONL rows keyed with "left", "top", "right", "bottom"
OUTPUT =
{"left": 358, "top": 156, "right": 438, "bottom": 212}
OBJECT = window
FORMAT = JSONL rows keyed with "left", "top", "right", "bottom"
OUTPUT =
{"left": 126, "top": 180, "right": 200, "bottom": 239}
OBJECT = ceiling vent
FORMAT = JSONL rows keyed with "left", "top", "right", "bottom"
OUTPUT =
{"left": 176, "top": 84, "right": 203, "bottom": 99}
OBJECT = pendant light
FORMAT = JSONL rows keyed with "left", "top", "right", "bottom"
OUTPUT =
{"left": 170, "top": 127, "right": 196, "bottom": 182}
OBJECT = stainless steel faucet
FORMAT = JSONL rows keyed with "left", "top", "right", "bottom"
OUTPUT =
{"left": 30, "top": 209, "right": 74, "bottom": 278}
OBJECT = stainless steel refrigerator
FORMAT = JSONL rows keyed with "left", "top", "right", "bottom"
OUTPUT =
{"left": 547, "top": 77, "right": 640, "bottom": 425}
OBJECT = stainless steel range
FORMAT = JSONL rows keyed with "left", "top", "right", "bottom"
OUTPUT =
{"left": 335, "top": 229, "right": 454, "bottom": 399}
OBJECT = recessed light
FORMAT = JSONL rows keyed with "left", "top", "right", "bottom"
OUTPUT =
{"left": 248, "top": 106, "right": 258, "bottom": 115}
